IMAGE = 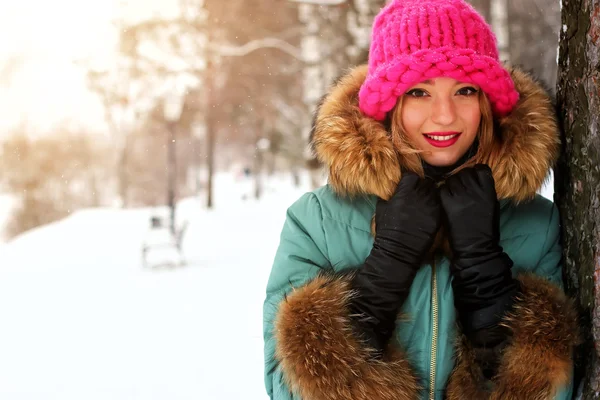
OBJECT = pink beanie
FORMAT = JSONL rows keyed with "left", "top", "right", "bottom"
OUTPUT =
{"left": 358, "top": 0, "right": 519, "bottom": 121}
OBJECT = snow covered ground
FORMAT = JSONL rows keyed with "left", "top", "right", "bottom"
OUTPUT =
{"left": 0, "top": 173, "right": 313, "bottom": 400}
{"left": 0, "top": 171, "right": 552, "bottom": 400}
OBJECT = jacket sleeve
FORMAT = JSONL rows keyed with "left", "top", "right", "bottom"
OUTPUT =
{"left": 263, "top": 193, "right": 419, "bottom": 400}
{"left": 446, "top": 203, "right": 580, "bottom": 400}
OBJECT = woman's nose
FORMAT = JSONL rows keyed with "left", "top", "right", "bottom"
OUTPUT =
{"left": 430, "top": 96, "right": 456, "bottom": 126}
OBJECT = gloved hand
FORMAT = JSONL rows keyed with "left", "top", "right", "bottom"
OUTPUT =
{"left": 439, "top": 164, "right": 519, "bottom": 350}
{"left": 350, "top": 172, "right": 441, "bottom": 354}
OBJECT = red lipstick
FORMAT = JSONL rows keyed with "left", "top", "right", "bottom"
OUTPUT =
{"left": 423, "top": 131, "right": 461, "bottom": 148}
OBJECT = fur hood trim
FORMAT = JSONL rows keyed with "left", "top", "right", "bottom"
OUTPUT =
{"left": 311, "top": 65, "right": 560, "bottom": 203}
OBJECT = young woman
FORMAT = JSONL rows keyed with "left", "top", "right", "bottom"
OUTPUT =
{"left": 263, "top": 0, "right": 579, "bottom": 398}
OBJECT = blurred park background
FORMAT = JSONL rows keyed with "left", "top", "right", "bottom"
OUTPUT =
{"left": 0, "top": 0, "right": 561, "bottom": 240}
{"left": 0, "top": 1, "right": 565, "bottom": 399}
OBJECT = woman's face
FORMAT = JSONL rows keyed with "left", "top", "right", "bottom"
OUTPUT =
{"left": 400, "top": 77, "right": 482, "bottom": 167}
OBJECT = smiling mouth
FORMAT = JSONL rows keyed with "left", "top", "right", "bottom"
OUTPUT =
{"left": 424, "top": 133, "right": 460, "bottom": 141}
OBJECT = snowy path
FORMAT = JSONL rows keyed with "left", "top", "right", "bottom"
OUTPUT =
{"left": 0, "top": 186, "right": 306, "bottom": 400}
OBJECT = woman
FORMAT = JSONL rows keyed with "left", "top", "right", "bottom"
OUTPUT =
{"left": 263, "top": 0, "right": 579, "bottom": 398}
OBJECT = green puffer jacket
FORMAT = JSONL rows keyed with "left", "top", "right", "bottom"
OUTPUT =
{"left": 263, "top": 65, "right": 579, "bottom": 400}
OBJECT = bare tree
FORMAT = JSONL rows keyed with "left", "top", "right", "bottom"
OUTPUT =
{"left": 507, "top": 0, "right": 560, "bottom": 90}
{"left": 555, "top": 0, "right": 600, "bottom": 397}
{"left": 121, "top": 0, "right": 306, "bottom": 205}
{"left": 85, "top": 13, "right": 157, "bottom": 209}
{"left": 0, "top": 130, "right": 111, "bottom": 239}
{"left": 86, "top": 66, "right": 139, "bottom": 208}
{"left": 297, "top": 0, "right": 387, "bottom": 188}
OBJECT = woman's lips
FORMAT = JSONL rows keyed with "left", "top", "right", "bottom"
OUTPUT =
{"left": 423, "top": 132, "right": 461, "bottom": 148}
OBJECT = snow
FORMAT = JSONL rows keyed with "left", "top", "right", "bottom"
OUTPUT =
{"left": 539, "top": 172, "right": 555, "bottom": 202}
{"left": 0, "top": 172, "right": 553, "bottom": 399}
{"left": 0, "top": 173, "right": 312, "bottom": 400}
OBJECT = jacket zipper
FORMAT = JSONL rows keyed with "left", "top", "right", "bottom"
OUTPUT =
{"left": 429, "top": 259, "right": 438, "bottom": 400}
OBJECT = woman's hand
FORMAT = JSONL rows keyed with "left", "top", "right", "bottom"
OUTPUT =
{"left": 439, "top": 164, "right": 519, "bottom": 364}
{"left": 350, "top": 171, "right": 441, "bottom": 354}
{"left": 438, "top": 164, "right": 501, "bottom": 260}
{"left": 370, "top": 171, "right": 442, "bottom": 270}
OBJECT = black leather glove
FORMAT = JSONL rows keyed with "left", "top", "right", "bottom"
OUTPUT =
{"left": 439, "top": 165, "right": 519, "bottom": 350}
{"left": 350, "top": 172, "right": 441, "bottom": 354}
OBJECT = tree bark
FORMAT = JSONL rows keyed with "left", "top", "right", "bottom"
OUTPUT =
{"left": 555, "top": 0, "right": 600, "bottom": 397}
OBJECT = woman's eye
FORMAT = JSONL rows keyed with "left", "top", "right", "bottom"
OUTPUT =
{"left": 406, "top": 89, "right": 428, "bottom": 98}
{"left": 457, "top": 87, "right": 479, "bottom": 96}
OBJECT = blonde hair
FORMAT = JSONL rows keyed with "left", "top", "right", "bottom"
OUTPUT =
{"left": 389, "top": 91, "right": 495, "bottom": 177}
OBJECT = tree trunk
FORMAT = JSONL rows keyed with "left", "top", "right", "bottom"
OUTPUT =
{"left": 206, "top": 107, "right": 215, "bottom": 209}
{"left": 167, "top": 121, "right": 177, "bottom": 235}
{"left": 118, "top": 135, "right": 129, "bottom": 208}
{"left": 253, "top": 145, "right": 263, "bottom": 200}
{"left": 206, "top": 59, "right": 216, "bottom": 210}
{"left": 555, "top": 0, "right": 600, "bottom": 397}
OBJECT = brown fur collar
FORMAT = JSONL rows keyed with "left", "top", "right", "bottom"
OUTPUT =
{"left": 446, "top": 274, "right": 580, "bottom": 399}
{"left": 311, "top": 65, "right": 560, "bottom": 203}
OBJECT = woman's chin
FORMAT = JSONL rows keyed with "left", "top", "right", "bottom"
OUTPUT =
{"left": 421, "top": 154, "right": 462, "bottom": 167}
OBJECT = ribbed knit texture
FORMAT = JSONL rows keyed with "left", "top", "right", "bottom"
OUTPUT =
{"left": 359, "top": 0, "right": 519, "bottom": 121}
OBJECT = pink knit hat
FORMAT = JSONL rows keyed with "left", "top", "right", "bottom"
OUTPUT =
{"left": 358, "top": 0, "right": 519, "bottom": 121}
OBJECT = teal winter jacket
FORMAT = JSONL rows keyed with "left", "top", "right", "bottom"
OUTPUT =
{"left": 263, "top": 65, "right": 579, "bottom": 400}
